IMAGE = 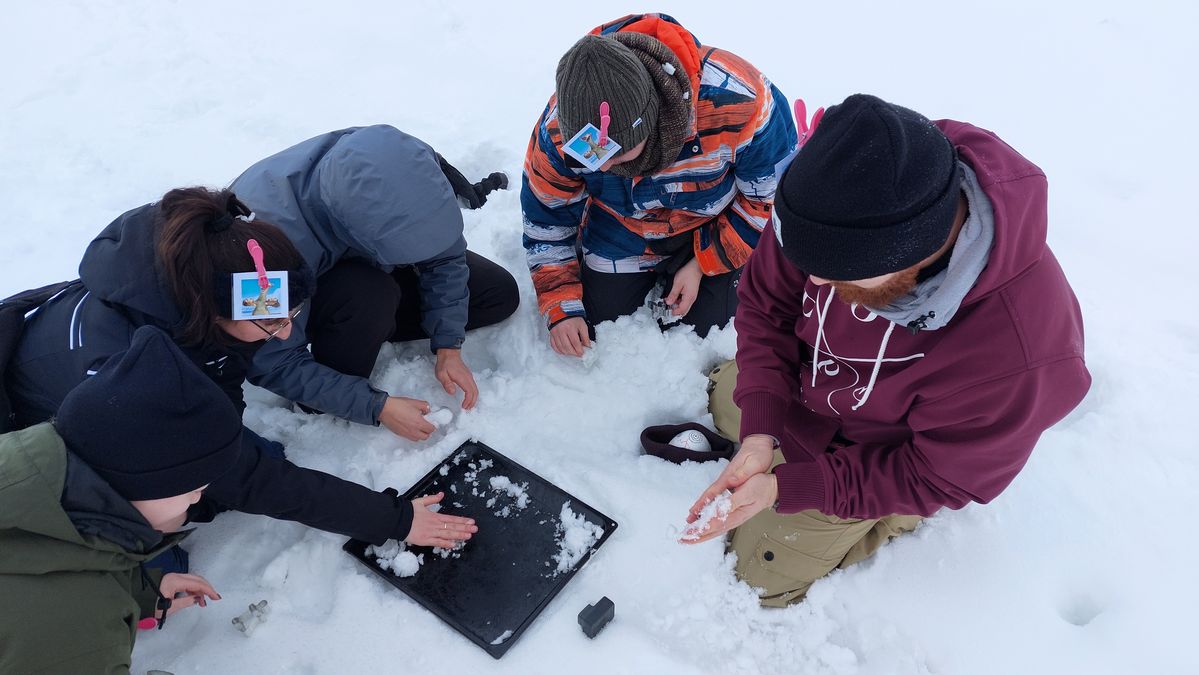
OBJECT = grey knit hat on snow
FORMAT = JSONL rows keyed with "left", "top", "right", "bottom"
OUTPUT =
{"left": 555, "top": 34, "right": 658, "bottom": 152}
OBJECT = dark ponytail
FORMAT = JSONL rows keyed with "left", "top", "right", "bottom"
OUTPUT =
{"left": 155, "top": 187, "right": 312, "bottom": 347}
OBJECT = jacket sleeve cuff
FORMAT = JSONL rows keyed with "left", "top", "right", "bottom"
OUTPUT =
{"left": 430, "top": 335, "right": 465, "bottom": 352}
{"left": 772, "top": 457, "right": 826, "bottom": 514}
{"left": 133, "top": 565, "right": 165, "bottom": 618}
{"left": 392, "top": 496, "right": 415, "bottom": 541}
{"left": 369, "top": 388, "right": 390, "bottom": 425}
{"left": 736, "top": 391, "right": 789, "bottom": 442}
{"left": 546, "top": 302, "right": 587, "bottom": 328}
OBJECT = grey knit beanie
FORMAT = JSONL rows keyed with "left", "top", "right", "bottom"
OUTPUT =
{"left": 555, "top": 34, "right": 657, "bottom": 152}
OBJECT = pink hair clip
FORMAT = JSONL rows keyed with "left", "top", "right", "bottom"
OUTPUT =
{"left": 794, "top": 99, "right": 825, "bottom": 146}
{"left": 246, "top": 239, "right": 270, "bottom": 291}
{"left": 598, "top": 101, "right": 611, "bottom": 146}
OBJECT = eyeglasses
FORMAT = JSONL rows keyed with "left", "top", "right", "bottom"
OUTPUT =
{"left": 252, "top": 302, "right": 305, "bottom": 342}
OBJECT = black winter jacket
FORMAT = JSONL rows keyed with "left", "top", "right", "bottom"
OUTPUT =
{"left": 3, "top": 202, "right": 413, "bottom": 543}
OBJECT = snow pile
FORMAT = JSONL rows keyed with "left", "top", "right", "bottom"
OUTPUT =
{"left": 366, "top": 540, "right": 423, "bottom": 578}
{"left": 679, "top": 490, "right": 733, "bottom": 542}
{"left": 551, "top": 502, "right": 605, "bottom": 576}
{"left": 490, "top": 630, "right": 514, "bottom": 646}
{"left": 486, "top": 475, "right": 531, "bottom": 517}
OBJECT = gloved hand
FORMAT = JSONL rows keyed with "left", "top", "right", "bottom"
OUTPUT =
{"left": 436, "top": 153, "right": 509, "bottom": 210}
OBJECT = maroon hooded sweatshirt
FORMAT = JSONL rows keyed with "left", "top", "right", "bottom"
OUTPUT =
{"left": 733, "top": 120, "right": 1091, "bottom": 519}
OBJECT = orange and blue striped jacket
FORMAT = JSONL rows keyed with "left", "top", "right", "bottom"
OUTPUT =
{"left": 522, "top": 14, "right": 799, "bottom": 325}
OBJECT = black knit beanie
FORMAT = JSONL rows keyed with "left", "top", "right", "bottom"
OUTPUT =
{"left": 774, "top": 94, "right": 960, "bottom": 280}
{"left": 556, "top": 34, "right": 657, "bottom": 153}
{"left": 55, "top": 325, "right": 242, "bottom": 501}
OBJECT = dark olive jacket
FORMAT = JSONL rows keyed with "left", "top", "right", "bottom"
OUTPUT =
{"left": 0, "top": 423, "right": 187, "bottom": 674}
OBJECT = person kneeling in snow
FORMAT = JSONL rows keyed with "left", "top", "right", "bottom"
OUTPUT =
{"left": 231, "top": 127, "right": 519, "bottom": 442}
{"left": 2, "top": 187, "right": 476, "bottom": 565}
{"left": 0, "top": 327, "right": 244, "bottom": 672}
{"left": 686, "top": 95, "right": 1092, "bottom": 606}
{"left": 521, "top": 13, "right": 798, "bottom": 357}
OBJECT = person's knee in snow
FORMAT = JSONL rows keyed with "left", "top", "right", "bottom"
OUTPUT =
{"left": 231, "top": 125, "right": 515, "bottom": 437}
{"left": 682, "top": 93, "right": 1090, "bottom": 606}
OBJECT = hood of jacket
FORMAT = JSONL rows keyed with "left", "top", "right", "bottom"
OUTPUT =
{"left": 78, "top": 202, "right": 185, "bottom": 332}
{"left": 231, "top": 125, "right": 466, "bottom": 277}
{"left": 939, "top": 120, "right": 1050, "bottom": 303}
{"left": 868, "top": 159, "right": 995, "bottom": 332}
{"left": 0, "top": 423, "right": 169, "bottom": 577}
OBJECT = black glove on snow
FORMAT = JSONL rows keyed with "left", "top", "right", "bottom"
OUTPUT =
{"left": 436, "top": 153, "right": 509, "bottom": 210}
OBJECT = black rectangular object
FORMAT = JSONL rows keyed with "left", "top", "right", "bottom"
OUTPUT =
{"left": 344, "top": 440, "right": 618, "bottom": 659}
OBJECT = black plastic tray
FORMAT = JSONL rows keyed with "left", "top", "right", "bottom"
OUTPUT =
{"left": 344, "top": 440, "right": 618, "bottom": 659}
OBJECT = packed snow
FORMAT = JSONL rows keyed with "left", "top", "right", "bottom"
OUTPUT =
{"left": 424, "top": 407, "right": 454, "bottom": 428}
{"left": 366, "top": 540, "right": 424, "bottom": 578}
{"left": 551, "top": 502, "right": 606, "bottom": 576}
{"left": 3, "top": 1, "right": 1196, "bottom": 673}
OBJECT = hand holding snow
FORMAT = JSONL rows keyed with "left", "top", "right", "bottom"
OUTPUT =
{"left": 679, "top": 491, "right": 733, "bottom": 542}
{"left": 424, "top": 406, "right": 454, "bottom": 428}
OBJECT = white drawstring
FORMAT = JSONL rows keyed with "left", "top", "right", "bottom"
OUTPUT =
{"left": 811, "top": 289, "right": 836, "bottom": 388}
{"left": 852, "top": 320, "right": 896, "bottom": 411}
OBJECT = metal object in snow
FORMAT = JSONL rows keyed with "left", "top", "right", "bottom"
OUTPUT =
{"left": 231, "top": 600, "right": 270, "bottom": 636}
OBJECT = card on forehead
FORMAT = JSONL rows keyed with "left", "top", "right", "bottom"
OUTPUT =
{"left": 232, "top": 271, "right": 290, "bottom": 320}
{"left": 562, "top": 123, "right": 622, "bottom": 172}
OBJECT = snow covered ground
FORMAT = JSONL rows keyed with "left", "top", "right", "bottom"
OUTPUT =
{"left": 3, "top": 1, "right": 1197, "bottom": 673}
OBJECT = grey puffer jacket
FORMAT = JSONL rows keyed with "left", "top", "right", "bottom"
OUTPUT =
{"left": 231, "top": 125, "right": 469, "bottom": 424}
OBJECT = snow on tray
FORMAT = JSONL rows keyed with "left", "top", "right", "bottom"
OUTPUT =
{"left": 550, "top": 502, "right": 604, "bottom": 576}
{"left": 486, "top": 475, "right": 531, "bottom": 517}
{"left": 462, "top": 459, "right": 494, "bottom": 496}
{"left": 432, "top": 540, "right": 466, "bottom": 560}
{"left": 366, "top": 540, "right": 423, "bottom": 578}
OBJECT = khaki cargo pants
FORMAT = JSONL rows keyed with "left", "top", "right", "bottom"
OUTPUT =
{"left": 707, "top": 360, "right": 922, "bottom": 607}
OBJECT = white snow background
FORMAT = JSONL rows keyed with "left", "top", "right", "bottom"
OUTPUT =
{"left": 2, "top": 1, "right": 1196, "bottom": 673}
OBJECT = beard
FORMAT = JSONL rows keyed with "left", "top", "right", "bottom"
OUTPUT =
{"left": 831, "top": 265, "right": 920, "bottom": 309}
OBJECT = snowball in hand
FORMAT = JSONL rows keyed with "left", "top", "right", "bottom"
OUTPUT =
{"left": 669, "top": 429, "right": 711, "bottom": 452}
{"left": 424, "top": 407, "right": 454, "bottom": 428}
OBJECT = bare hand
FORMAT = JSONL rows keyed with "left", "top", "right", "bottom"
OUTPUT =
{"left": 159, "top": 572, "right": 221, "bottom": 615}
{"left": 435, "top": 349, "right": 479, "bottom": 410}
{"left": 405, "top": 492, "right": 479, "bottom": 548}
{"left": 549, "top": 316, "right": 591, "bottom": 357}
{"left": 686, "top": 434, "right": 775, "bottom": 524}
{"left": 681, "top": 473, "right": 778, "bottom": 544}
{"left": 379, "top": 396, "right": 435, "bottom": 441}
{"left": 665, "top": 258, "right": 703, "bottom": 317}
